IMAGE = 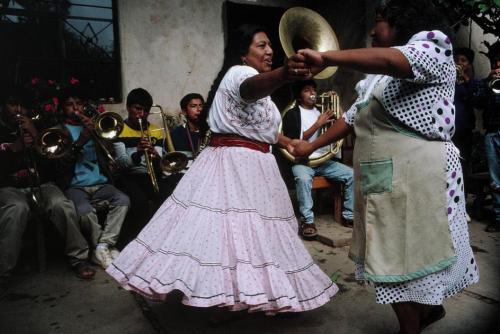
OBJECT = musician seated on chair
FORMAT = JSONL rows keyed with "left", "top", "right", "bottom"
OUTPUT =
{"left": 282, "top": 80, "right": 354, "bottom": 239}
{"left": 0, "top": 87, "right": 96, "bottom": 282}
{"left": 113, "top": 88, "right": 180, "bottom": 244}
{"left": 54, "top": 86, "right": 129, "bottom": 270}
{"left": 170, "top": 93, "right": 206, "bottom": 159}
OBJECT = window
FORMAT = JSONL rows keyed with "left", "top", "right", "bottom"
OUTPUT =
{"left": 0, "top": 0, "right": 122, "bottom": 102}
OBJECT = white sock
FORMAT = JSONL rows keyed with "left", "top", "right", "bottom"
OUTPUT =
{"left": 96, "top": 243, "right": 108, "bottom": 250}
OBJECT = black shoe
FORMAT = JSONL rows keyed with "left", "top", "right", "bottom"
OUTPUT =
{"left": 0, "top": 274, "right": 12, "bottom": 295}
{"left": 341, "top": 218, "right": 353, "bottom": 228}
{"left": 485, "top": 222, "right": 500, "bottom": 232}
{"left": 421, "top": 305, "right": 446, "bottom": 331}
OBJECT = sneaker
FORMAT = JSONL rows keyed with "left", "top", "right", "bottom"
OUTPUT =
{"left": 92, "top": 246, "right": 113, "bottom": 269}
{"left": 109, "top": 247, "right": 120, "bottom": 260}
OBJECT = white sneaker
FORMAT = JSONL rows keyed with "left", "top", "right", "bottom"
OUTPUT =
{"left": 109, "top": 247, "right": 120, "bottom": 260}
{"left": 92, "top": 246, "right": 113, "bottom": 269}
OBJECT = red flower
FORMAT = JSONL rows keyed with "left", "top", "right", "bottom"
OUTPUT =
{"left": 31, "top": 77, "right": 40, "bottom": 85}
{"left": 70, "top": 77, "right": 79, "bottom": 85}
{"left": 48, "top": 80, "right": 56, "bottom": 85}
{"left": 44, "top": 103, "right": 53, "bottom": 112}
{"left": 52, "top": 97, "right": 59, "bottom": 106}
{"left": 97, "top": 105, "right": 106, "bottom": 113}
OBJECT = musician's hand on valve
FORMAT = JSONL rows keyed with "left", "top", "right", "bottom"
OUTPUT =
{"left": 22, "top": 132, "right": 34, "bottom": 147}
{"left": 17, "top": 115, "right": 37, "bottom": 138}
{"left": 75, "top": 112, "right": 94, "bottom": 144}
{"left": 137, "top": 137, "right": 149, "bottom": 154}
{"left": 316, "top": 110, "right": 335, "bottom": 127}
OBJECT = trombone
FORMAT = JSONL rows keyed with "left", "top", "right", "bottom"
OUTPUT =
{"left": 35, "top": 110, "right": 124, "bottom": 163}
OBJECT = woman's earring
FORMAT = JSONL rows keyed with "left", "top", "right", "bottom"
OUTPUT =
{"left": 242, "top": 58, "right": 247, "bottom": 65}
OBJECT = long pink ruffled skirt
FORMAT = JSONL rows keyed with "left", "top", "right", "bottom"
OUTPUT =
{"left": 106, "top": 146, "right": 338, "bottom": 313}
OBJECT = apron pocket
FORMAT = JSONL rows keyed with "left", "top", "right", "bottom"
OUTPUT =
{"left": 360, "top": 159, "right": 393, "bottom": 195}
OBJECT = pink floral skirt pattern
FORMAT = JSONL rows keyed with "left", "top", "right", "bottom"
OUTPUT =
{"left": 107, "top": 147, "right": 337, "bottom": 313}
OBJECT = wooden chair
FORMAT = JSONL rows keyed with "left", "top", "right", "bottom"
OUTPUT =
{"left": 312, "top": 176, "right": 343, "bottom": 224}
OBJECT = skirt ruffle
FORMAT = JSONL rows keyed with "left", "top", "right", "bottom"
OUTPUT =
{"left": 107, "top": 147, "right": 337, "bottom": 312}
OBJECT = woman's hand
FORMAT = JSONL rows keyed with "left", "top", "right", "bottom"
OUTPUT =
{"left": 285, "top": 54, "right": 313, "bottom": 80}
{"left": 295, "top": 49, "right": 327, "bottom": 77}
{"left": 290, "top": 139, "right": 315, "bottom": 157}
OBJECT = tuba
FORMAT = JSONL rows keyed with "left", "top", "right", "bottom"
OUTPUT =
{"left": 278, "top": 7, "right": 343, "bottom": 166}
{"left": 278, "top": 91, "right": 343, "bottom": 167}
{"left": 150, "top": 105, "right": 189, "bottom": 173}
{"left": 279, "top": 7, "right": 339, "bottom": 79}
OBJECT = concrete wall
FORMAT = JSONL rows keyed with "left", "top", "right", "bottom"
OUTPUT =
{"left": 108, "top": 0, "right": 370, "bottom": 119}
{"left": 112, "top": 0, "right": 226, "bottom": 116}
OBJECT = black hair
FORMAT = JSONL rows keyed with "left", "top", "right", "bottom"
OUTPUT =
{"left": 292, "top": 80, "right": 317, "bottom": 100}
{"left": 58, "top": 85, "right": 86, "bottom": 104}
{"left": 126, "top": 88, "right": 153, "bottom": 109}
{"left": 454, "top": 47, "right": 475, "bottom": 63}
{"left": 1, "top": 86, "right": 30, "bottom": 106}
{"left": 180, "top": 93, "right": 205, "bottom": 110}
{"left": 376, "top": 0, "right": 449, "bottom": 45}
{"left": 488, "top": 41, "right": 500, "bottom": 66}
{"left": 204, "top": 24, "right": 268, "bottom": 114}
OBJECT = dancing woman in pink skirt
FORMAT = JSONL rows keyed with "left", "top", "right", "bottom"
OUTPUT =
{"left": 107, "top": 24, "right": 338, "bottom": 314}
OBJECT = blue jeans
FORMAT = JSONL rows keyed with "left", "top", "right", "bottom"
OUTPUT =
{"left": 484, "top": 131, "right": 500, "bottom": 222}
{"left": 292, "top": 159, "right": 354, "bottom": 224}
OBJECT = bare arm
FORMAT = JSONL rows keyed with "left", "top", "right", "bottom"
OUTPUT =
{"left": 276, "top": 133, "right": 292, "bottom": 148}
{"left": 295, "top": 48, "right": 413, "bottom": 79}
{"left": 292, "top": 117, "right": 353, "bottom": 157}
{"left": 239, "top": 67, "right": 291, "bottom": 101}
{"left": 302, "top": 110, "right": 334, "bottom": 141}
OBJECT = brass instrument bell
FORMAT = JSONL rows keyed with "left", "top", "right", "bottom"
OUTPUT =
{"left": 279, "top": 7, "right": 340, "bottom": 79}
{"left": 35, "top": 127, "right": 73, "bottom": 159}
{"left": 150, "top": 105, "right": 189, "bottom": 173}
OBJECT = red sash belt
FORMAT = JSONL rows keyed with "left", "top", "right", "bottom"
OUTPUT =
{"left": 209, "top": 133, "right": 270, "bottom": 153}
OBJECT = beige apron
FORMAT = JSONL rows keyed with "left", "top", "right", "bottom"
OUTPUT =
{"left": 349, "top": 81, "right": 456, "bottom": 283}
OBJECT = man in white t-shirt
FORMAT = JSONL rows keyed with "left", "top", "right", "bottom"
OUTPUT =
{"left": 282, "top": 80, "right": 354, "bottom": 239}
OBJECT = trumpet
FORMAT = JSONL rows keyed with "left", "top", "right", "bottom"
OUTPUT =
{"left": 150, "top": 105, "right": 189, "bottom": 173}
{"left": 138, "top": 117, "right": 160, "bottom": 194}
{"left": 15, "top": 113, "right": 42, "bottom": 206}
{"left": 456, "top": 64, "right": 465, "bottom": 84}
{"left": 489, "top": 75, "right": 500, "bottom": 94}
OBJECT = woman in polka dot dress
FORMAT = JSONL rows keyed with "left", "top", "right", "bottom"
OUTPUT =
{"left": 291, "top": 0, "right": 478, "bottom": 333}
{"left": 106, "top": 24, "right": 338, "bottom": 315}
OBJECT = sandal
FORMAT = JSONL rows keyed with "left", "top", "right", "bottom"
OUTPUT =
{"left": 72, "top": 261, "right": 96, "bottom": 280}
{"left": 300, "top": 223, "right": 318, "bottom": 239}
